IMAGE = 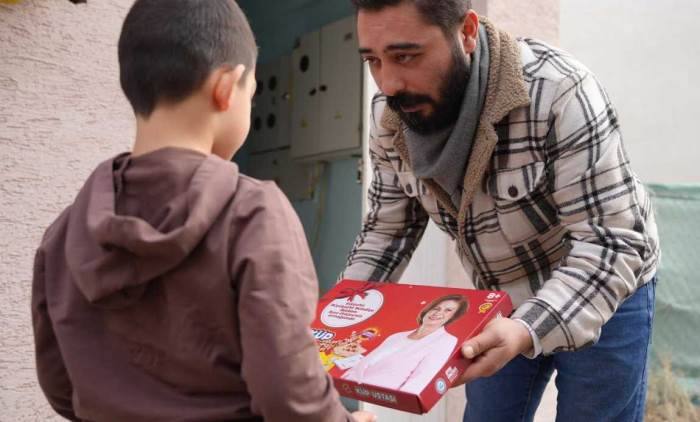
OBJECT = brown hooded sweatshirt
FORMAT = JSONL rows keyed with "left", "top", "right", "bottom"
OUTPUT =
{"left": 32, "top": 147, "right": 353, "bottom": 422}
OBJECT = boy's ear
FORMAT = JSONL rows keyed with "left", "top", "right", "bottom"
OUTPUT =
{"left": 212, "top": 64, "right": 247, "bottom": 111}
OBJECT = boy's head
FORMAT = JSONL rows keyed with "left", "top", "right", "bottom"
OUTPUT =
{"left": 119, "top": 0, "right": 258, "bottom": 158}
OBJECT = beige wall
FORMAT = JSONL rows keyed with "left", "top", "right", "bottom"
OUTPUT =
{"left": 0, "top": 1, "right": 132, "bottom": 419}
{"left": 474, "top": 0, "right": 559, "bottom": 46}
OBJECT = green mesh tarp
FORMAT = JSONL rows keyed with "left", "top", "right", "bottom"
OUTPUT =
{"left": 648, "top": 184, "right": 700, "bottom": 403}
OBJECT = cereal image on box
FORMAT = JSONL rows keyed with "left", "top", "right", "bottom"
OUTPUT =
{"left": 317, "top": 327, "right": 379, "bottom": 371}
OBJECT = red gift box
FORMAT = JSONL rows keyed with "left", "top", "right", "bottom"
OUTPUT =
{"left": 312, "top": 279, "right": 513, "bottom": 414}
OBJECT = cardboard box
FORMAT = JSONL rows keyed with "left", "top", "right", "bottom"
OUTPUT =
{"left": 312, "top": 279, "right": 513, "bottom": 414}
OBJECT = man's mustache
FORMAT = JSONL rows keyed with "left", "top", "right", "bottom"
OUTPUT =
{"left": 387, "top": 92, "right": 435, "bottom": 111}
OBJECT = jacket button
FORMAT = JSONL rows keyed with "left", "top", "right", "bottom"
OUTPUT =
{"left": 406, "top": 184, "right": 413, "bottom": 194}
{"left": 508, "top": 185, "right": 519, "bottom": 198}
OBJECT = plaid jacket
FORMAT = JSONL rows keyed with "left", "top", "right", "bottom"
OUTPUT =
{"left": 342, "top": 21, "right": 659, "bottom": 355}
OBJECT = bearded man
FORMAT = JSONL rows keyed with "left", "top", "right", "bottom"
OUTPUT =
{"left": 341, "top": 1, "right": 660, "bottom": 421}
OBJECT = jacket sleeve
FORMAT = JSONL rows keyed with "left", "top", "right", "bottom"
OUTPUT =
{"left": 231, "top": 184, "right": 354, "bottom": 422}
{"left": 341, "top": 94, "right": 429, "bottom": 282}
{"left": 511, "top": 69, "right": 659, "bottom": 355}
{"left": 31, "top": 247, "right": 78, "bottom": 421}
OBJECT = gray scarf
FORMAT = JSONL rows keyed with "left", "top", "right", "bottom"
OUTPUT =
{"left": 404, "top": 25, "right": 490, "bottom": 209}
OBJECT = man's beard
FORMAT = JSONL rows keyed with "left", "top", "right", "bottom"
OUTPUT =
{"left": 386, "top": 45, "right": 470, "bottom": 135}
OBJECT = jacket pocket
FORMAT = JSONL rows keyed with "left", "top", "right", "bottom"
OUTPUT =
{"left": 486, "top": 162, "right": 545, "bottom": 202}
{"left": 486, "top": 162, "right": 554, "bottom": 244}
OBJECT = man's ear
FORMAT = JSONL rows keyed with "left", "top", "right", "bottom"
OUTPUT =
{"left": 460, "top": 10, "right": 480, "bottom": 54}
{"left": 212, "top": 64, "right": 247, "bottom": 111}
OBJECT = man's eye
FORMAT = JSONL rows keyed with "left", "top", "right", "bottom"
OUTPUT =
{"left": 396, "top": 54, "right": 415, "bottom": 64}
{"left": 363, "top": 57, "right": 379, "bottom": 66}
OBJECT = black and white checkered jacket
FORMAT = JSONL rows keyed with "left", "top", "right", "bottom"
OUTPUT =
{"left": 342, "top": 20, "right": 659, "bottom": 355}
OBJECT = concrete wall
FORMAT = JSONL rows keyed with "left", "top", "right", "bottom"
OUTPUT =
{"left": 560, "top": 0, "right": 700, "bottom": 183}
{"left": 474, "top": 0, "right": 559, "bottom": 46}
{"left": 0, "top": 1, "right": 133, "bottom": 420}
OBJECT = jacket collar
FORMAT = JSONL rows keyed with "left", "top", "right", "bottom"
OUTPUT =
{"left": 380, "top": 17, "right": 531, "bottom": 222}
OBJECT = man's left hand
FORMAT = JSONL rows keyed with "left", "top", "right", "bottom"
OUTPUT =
{"left": 454, "top": 317, "right": 534, "bottom": 386}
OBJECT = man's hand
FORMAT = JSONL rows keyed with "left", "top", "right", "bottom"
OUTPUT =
{"left": 352, "top": 410, "right": 377, "bottom": 422}
{"left": 454, "top": 317, "right": 533, "bottom": 386}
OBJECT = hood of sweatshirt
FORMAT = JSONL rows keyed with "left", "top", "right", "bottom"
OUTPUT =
{"left": 65, "top": 147, "right": 238, "bottom": 308}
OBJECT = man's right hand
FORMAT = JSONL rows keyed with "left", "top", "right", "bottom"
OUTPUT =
{"left": 352, "top": 410, "right": 377, "bottom": 422}
{"left": 455, "top": 317, "right": 533, "bottom": 386}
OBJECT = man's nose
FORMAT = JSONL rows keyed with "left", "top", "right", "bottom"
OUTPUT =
{"left": 377, "top": 67, "right": 405, "bottom": 97}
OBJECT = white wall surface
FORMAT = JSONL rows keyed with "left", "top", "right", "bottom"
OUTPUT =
{"left": 0, "top": 1, "right": 133, "bottom": 420}
{"left": 560, "top": 0, "right": 700, "bottom": 183}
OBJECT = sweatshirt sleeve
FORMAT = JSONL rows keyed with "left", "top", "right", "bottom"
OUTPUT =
{"left": 31, "top": 247, "right": 78, "bottom": 421}
{"left": 231, "top": 183, "right": 353, "bottom": 422}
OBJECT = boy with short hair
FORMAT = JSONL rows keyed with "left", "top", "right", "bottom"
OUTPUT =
{"left": 31, "top": 1, "right": 374, "bottom": 421}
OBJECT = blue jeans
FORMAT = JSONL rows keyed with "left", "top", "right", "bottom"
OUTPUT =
{"left": 464, "top": 279, "right": 656, "bottom": 422}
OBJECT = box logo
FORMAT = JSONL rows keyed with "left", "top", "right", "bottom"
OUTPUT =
{"left": 311, "top": 328, "right": 335, "bottom": 341}
{"left": 445, "top": 366, "right": 459, "bottom": 383}
{"left": 478, "top": 302, "right": 494, "bottom": 314}
{"left": 435, "top": 378, "right": 448, "bottom": 395}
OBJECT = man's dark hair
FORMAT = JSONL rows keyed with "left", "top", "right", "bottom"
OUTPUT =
{"left": 350, "top": 0, "right": 472, "bottom": 35}
{"left": 119, "top": 0, "right": 257, "bottom": 117}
